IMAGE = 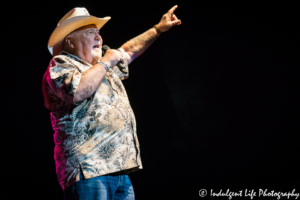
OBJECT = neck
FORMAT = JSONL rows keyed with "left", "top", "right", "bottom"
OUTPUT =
{"left": 64, "top": 48, "right": 92, "bottom": 64}
{"left": 74, "top": 51, "right": 92, "bottom": 64}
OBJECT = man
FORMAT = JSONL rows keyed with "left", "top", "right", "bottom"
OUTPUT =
{"left": 42, "top": 5, "right": 181, "bottom": 200}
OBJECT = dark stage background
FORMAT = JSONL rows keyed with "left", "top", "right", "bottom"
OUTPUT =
{"left": 1, "top": 1, "right": 299, "bottom": 199}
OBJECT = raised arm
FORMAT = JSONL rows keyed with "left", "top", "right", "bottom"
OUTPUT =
{"left": 74, "top": 6, "right": 181, "bottom": 104}
{"left": 121, "top": 5, "right": 181, "bottom": 64}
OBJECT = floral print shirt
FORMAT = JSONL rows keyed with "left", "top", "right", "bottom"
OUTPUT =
{"left": 42, "top": 51, "right": 142, "bottom": 190}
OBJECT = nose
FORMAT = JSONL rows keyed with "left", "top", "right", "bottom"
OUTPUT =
{"left": 95, "top": 32, "right": 102, "bottom": 45}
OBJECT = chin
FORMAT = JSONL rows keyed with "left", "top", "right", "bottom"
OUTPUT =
{"left": 91, "top": 50, "right": 102, "bottom": 60}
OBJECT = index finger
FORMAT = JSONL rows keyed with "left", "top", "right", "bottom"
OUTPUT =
{"left": 167, "top": 5, "right": 178, "bottom": 15}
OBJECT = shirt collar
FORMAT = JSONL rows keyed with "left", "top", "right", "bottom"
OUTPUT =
{"left": 61, "top": 51, "right": 91, "bottom": 66}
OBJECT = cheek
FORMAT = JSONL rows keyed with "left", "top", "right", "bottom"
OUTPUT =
{"left": 82, "top": 38, "right": 94, "bottom": 51}
{"left": 86, "top": 41, "right": 94, "bottom": 51}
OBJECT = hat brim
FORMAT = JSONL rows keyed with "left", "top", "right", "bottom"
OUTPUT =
{"left": 48, "top": 15, "right": 111, "bottom": 56}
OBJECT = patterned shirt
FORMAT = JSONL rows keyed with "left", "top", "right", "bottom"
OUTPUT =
{"left": 42, "top": 51, "right": 142, "bottom": 190}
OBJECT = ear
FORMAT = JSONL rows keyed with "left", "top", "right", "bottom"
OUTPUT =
{"left": 65, "top": 35, "right": 74, "bottom": 48}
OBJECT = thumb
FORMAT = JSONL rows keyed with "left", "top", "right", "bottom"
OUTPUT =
{"left": 171, "top": 19, "right": 181, "bottom": 26}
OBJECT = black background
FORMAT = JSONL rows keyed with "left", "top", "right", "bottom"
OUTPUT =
{"left": 1, "top": 1, "right": 299, "bottom": 199}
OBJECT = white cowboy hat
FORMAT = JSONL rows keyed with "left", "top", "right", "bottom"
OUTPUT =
{"left": 48, "top": 7, "right": 111, "bottom": 56}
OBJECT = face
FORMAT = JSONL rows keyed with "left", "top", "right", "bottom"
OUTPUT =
{"left": 66, "top": 24, "right": 103, "bottom": 64}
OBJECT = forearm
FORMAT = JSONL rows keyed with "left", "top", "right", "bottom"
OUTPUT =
{"left": 74, "top": 63, "right": 107, "bottom": 104}
{"left": 74, "top": 49, "right": 123, "bottom": 104}
{"left": 121, "top": 27, "right": 159, "bottom": 63}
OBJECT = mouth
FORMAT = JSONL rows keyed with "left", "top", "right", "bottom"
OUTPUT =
{"left": 93, "top": 44, "right": 101, "bottom": 49}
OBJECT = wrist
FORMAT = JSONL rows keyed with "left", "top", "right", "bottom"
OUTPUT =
{"left": 96, "top": 61, "right": 110, "bottom": 72}
{"left": 153, "top": 24, "right": 162, "bottom": 35}
{"left": 100, "top": 57, "right": 113, "bottom": 68}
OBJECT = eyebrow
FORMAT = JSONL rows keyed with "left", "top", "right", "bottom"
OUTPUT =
{"left": 86, "top": 28, "right": 100, "bottom": 32}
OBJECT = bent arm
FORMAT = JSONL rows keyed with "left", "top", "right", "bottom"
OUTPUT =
{"left": 74, "top": 49, "right": 123, "bottom": 104}
{"left": 74, "top": 63, "right": 106, "bottom": 104}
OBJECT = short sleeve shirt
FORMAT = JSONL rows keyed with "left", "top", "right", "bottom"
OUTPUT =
{"left": 42, "top": 51, "right": 142, "bottom": 190}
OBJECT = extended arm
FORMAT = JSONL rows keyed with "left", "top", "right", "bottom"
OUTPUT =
{"left": 121, "top": 5, "right": 181, "bottom": 64}
{"left": 74, "top": 5, "right": 181, "bottom": 104}
{"left": 121, "top": 28, "right": 159, "bottom": 63}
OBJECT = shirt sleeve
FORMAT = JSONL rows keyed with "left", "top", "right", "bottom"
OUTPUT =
{"left": 42, "top": 55, "right": 81, "bottom": 112}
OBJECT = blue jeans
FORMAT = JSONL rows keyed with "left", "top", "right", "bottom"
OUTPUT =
{"left": 64, "top": 169, "right": 135, "bottom": 200}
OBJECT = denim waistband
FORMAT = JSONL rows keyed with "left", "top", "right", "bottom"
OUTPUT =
{"left": 79, "top": 167, "right": 128, "bottom": 180}
{"left": 105, "top": 170, "right": 128, "bottom": 176}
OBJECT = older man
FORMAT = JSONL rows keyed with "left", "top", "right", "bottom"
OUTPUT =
{"left": 42, "top": 5, "right": 181, "bottom": 200}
